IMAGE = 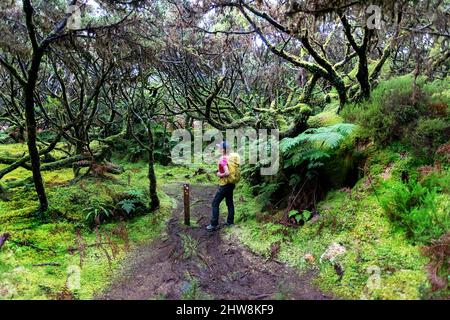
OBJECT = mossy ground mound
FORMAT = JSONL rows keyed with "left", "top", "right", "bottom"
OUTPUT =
{"left": 230, "top": 145, "right": 449, "bottom": 299}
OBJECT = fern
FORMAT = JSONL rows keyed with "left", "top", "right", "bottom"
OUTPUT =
{"left": 281, "top": 123, "right": 356, "bottom": 153}
{"left": 281, "top": 123, "right": 356, "bottom": 172}
{"left": 251, "top": 181, "right": 281, "bottom": 195}
{"left": 379, "top": 179, "right": 450, "bottom": 243}
{"left": 284, "top": 149, "right": 331, "bottom": 168}
{"left": 118, "top": 199, "right": 138, "bottom": 215}
{"left": 126, "top": 189, "right": 144, "bottom": 199}
{"left": 245, "top": 123, "right": 356, "bottom": 201}
{"left": 84, "top": 202, "right": 113, "bottom": 226}
{"left": 288, "top": 209, "right": 312, "bottom": 224}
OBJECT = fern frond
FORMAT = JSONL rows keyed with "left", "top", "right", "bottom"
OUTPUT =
{"left": 281, "top": 123, "right": 356, "bottom": 152}
{"left": 281, "top": 123, "right": 356, "bottom": 172}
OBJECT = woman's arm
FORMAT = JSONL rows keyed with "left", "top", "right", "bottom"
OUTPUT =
{"left": 217, "top": 165, "right": 230, "bottom": 177}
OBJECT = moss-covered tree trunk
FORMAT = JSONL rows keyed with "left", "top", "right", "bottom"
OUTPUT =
{"left": 24, "top": 45, "right": 48, "bottom": 212}
{"left": 339, "top": 12, "right": 373, "bottom": 102}
{"left": 356, "top": 54, "right": 371, "bottom": 100}
{"left": 335, "top": 79, "right": 348, "bottom": 112}
{"left": 301, "top": 74, "right": 319, "bottom": 104}
{"left": 147, "top": 123, "right": 159, "bottom": 211}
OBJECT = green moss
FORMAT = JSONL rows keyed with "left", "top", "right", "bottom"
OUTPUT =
{"left": 0, "top": 143, "right": 28, "bottom": 157}
{"left": 0, "top": 143, "right": 75, "bottom": 184}
{"left": 299, "top": 104, "right": 312, "bottom": 114}
{"left": 370, "top": 270, "right": 429, "bottom": 300}
{"left": 308, "top": 111, "right": 344, "bottom": 128}
{"left": 228, "top": 155, "right": 432, "bottom": 300}
{"left": 0, "top": 138, "right": 443, "bottom": 300}
{"left": 422, "top": 76, "right": 450, "bottom": 105}
{"left": 0, "top": 159, "right": 172, "bottom": 300}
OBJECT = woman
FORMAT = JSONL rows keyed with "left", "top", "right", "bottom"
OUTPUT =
{"left": 206, "top": 140, "right": 236, "bottom": 232}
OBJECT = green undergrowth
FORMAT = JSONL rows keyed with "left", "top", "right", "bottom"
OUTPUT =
{"left": 2, "top": 124, "right": 448, "bottom": 300}
{"left": 226, "top": 145, "right": 449, "bottom": 299}
{"left": 121, "top": 160, "right": 217, "bottom": 185}
{"left": 307, "top": 110, "right": 343, "bottom": 128}
{"left": 341, "top": 75, "right": 450, "bottom": 156}
{"left": 0, "top": 144, "right": 219, "bottom": 300}
{"left": 0, "top": 142, "right": 86, "bottom": 161}
{"left": 0, "top": 147, "right": 177, "bottom": 300}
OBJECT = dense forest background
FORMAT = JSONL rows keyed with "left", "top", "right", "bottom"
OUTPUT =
{"left": 0, "top": 0, "right": 449, "bottom": 300}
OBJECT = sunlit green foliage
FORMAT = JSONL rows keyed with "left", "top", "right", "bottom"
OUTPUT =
{"left": 379, "top": 175, "right": 450, "bottom": 244}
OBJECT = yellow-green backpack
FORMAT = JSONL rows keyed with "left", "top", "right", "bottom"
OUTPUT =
{"left": 226, "top": 153, "right": 241, "bottom": 184}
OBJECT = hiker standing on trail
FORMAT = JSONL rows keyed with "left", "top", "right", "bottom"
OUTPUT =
{"left": 206, "top": 141, "right": 241, "bottom": 232}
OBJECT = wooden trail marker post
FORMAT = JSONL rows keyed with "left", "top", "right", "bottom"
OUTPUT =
{"left": 183, "top": 183, "right": 190, "bottom": 226}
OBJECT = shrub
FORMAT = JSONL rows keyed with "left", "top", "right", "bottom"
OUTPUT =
{"left": 112, "top": 189, "right": 146, "bottom": 216}
{"left": 0, "top": 132, "right": 15, "bottom": 144}
{"left": 281, "top": 123, "right": 356, "bottom": 174}
{"left": 128, "top": 144, "right": 147, "bottom": 163}
{"left": 421, "top": 170, "right": 450, "bottom": 194}
{"left": 379, "top": 179, "right": 450, "bottom": 244}
{"left": 84, "top": 200, "right": 114, "bottom": 227}
{"left": 265, "top": 123, "right": 358, "bottom": 213}
{"left": 345, "top": 90, "right": 424, "bottom": 145}
{"left": 342, "top": 75, "right": 449, "bottom": 155}
{"left": 436, "top": 142, "right": 450, "bottom": 163}
{"left": 409, "top": 118, "right": 450, "bottom": 158}
{"left": 423, "top": 77, "right": 450, "bottom": 106}
{"left": 84, "top": 189, "right": 147, "bottom": 227}
{"left": 241, "top": 123, "right": 358, "bottom": 213}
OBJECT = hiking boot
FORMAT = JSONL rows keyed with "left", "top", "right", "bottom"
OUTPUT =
{"left": 206, "top": 224, "right": 219, "bottom": 232}
{"left": 225, "top": 222, "right": 234, "bottom": 227}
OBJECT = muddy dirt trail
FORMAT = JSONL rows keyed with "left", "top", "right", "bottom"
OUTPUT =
{"left": 99, "top": 184, "right": 331, "bottom": 300}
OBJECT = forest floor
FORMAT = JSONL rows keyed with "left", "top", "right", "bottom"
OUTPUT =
{"left": 99, "top": 183, "right": 331, "bottom": 300}
{"left": 1, "top": 140, "right": 443, "bottom": 299}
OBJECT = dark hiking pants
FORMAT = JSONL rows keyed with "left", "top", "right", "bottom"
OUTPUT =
{"left": 211, "top": 184, "right": 235, "bottom": 227}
